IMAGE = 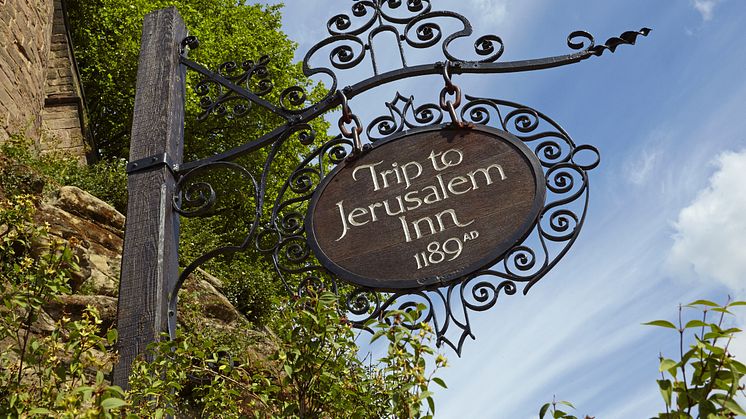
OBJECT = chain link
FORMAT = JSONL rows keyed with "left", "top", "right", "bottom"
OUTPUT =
{"left": 337, "top": 90, "right": 364, "bottom": 158}
{"left": 439, "top": 60, "right": 470, "bottom": 128}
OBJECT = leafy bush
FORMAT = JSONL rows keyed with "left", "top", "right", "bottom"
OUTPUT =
{"left": 541, "top": 299, "right": 746, "bottom": 419}
{"left": 127, "top": 290, "right": 448, "bottom": 418}
{"left": 0, "top": 195, "right": 124, "bottom": 417}
{"left": 0, "top": 195, "right": 448, "bottom": 417}
{"left": 646, "top": 299, "right": 746, "bottom": 418}
{"left": 0, "top": 138, "right": 128, "bottom": 212}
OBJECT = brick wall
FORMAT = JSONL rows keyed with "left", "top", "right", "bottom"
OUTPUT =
{"left": 1, "top": 0, "right": 89, "bottom": 162}
{"left": 0, "top": 0, "right": 55, "bottom": 143}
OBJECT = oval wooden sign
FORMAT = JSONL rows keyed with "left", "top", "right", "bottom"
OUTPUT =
{"left": 305, "top": 124, "right": 546, "bottom": 290}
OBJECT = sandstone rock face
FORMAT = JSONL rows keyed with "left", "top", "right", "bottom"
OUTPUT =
{"left": 54, "top": 186, "right": 125, "bottom": 232}
{"left": 31, "top": 185, "right": 246, "bottom": 336}
{"left": 37, "top": 186, "right": 124, "bottom": 297}
{"left": 0, "top": 182, "right": 257, "bottom": 388}
{"left": 45, "top": 294, "right": 118, "bottom": 331}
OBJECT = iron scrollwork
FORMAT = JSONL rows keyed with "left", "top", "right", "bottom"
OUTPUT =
{"left": 166, "top": 0, "right": 648, "bottom": 351}
{"left": 260, "top": 92, "right": 598, "bottom": 353}
{"left": 176, "top": 0, "right": 648, "bottom": 171}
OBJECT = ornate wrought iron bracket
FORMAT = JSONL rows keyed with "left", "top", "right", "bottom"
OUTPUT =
{"left": 167, "top": 0, "right": 650, "bottom": 353}
{"left": 176, "top": 20, "right": 649, "bottom": 172}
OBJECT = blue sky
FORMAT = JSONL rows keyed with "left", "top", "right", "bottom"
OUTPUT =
{"left": 257, "top": 1, "right": 746, "bottom": 417}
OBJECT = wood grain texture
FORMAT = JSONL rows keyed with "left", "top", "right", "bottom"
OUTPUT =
{"left": 112, "top": 7, "right": 186, "bottom": 389}
{"left": 307, "top": 126, "right": 545, "bottom": 290}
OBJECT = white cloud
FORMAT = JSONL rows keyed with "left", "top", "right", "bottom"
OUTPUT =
{"left": 666, "top": 149, "right": 746, "bottom": 292}
{"left": 691, "top": 0, "right": 720, "bottom": 21}
{"left": 623, "top": 129, "right": 670, "bottom": 186}
{"left": 625, "top": 147, "right": 661, "bottom": 185}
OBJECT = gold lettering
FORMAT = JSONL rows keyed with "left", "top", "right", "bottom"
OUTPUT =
{"left": 434, "top": 209, "right": 474, "bottom": 231}
{"left": 383, "top": 196, "right": 406, "bottom": 216}
{"left": 401, "top": 161, "right": 422, "bottom": 189}
{"left": 352, "top": 161, "right": 384, "bottom": 191}
{"left": 448, "top": 175, "right": 471, "bottom": 195}
{"left": 381, "top": 168, "right": 398, "bottom": 189}
{"left": 404, "top": 190, "right": 422, "bottom": 210}
{"left": 422, "top": 185, "right": 442, "bottom": 204}
{"left": 335, "top": 201, "right": 350, "bottom": 241}
{"left": 412, "top": 216, "right": 436, "bottom": 240}
{"left": 348, "top": 207, "right": 369, "bottom": 226}
{"left": 368, "top": 202, "right": 382, "bottom": 222}
{"left": 468, "top": 163, "right": 507, "bottom": 190}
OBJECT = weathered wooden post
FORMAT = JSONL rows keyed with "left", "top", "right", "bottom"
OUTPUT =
{"left": 112, "top": 7, "right": 186, "bottom": 389}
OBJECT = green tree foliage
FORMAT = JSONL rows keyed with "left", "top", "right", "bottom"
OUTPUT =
{"left": 0, "top": 2, "right": 450, "bottom": 416}
{"left": 541, "top": 300, "right": 746, "bottom": 419}
{"left": 645, "top": 299, "right": 746, "bottom": 418}
{"left": 66, "top": 0, "right": 322, "bottom": 160}
{"left": 66, "top": 0, "right": 332, "bottom": 322}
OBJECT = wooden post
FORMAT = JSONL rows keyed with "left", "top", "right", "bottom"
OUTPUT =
{"left": 112, "top": 7, "right": 186, "bottom": 389}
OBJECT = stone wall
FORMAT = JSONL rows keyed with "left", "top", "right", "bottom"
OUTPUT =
{"left": 40, "top": 0, "right": 88, "bottom": 160}
{"left": 0, "top": 0, "right": 89, "bottom": 161}
{"left": 0, "top": 0, "right": 54, "bottom": 143}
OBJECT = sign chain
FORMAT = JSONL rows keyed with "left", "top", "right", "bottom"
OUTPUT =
{"left": 439, "top": 61, "right": 472, "bottom": 129}
{"left": 338, "top": 90, "right": 365, "bottom": 160}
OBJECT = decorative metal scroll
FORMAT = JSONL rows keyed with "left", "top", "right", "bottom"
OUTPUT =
{"left": 177, "top": 1, "right": 649, "bottom": 171}
{"left": 167, "top": 0, "right": 649, "bottom": 352}
{"left": 264, "top": 93, "right": 598, "bottom": 353}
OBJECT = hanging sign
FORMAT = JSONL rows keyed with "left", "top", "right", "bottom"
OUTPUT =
{"left": 306, "top": 125, "right": 546, "bottom": 290}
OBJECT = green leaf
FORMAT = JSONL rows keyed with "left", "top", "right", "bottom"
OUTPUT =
{"left": 107, "top": 328, "right": 118, "bottom": 343}
{"left": 659, "top": 358, "right": 678, "bottom": 373}
{"left": 727, "top": 301, "right": 746, "bottom": 306}
{"left": 432, "top": 377, "right": 447, "bottom": 388}
{"left": 731, "top": 359, "right": 746, "bottom": 374}
{"left": 107, "top": 385, "right": 125, "bottom": 396}
{"left": 553, "top": 410, "right": 566, "bottom": 418}
{"left": 28, "top": 408, "right": 53, "bottom": 415}
{"left": 370, "top": 329, "right": 386, "bottom": 343}
{"left": 419, "top": 390, "right": 434, "bottom": 399}
{"left": 723, "top": 399, "right": 746, "bottom": 416}
{"left": 643, "top": 320, "right": 677, "bottom": 329}
{"left": 558, "top": 400, "right": 575, "bottom": 409}
{"left": 283, "top": 363, "right": 293, "bottom": 378}
{"left": 657, "top": 379, "right": 672, "bottom": 407}
{"left": 711, "top": 307, "right": 733, "bottom": 315}
{"left": 540, "top": 403, "right": 550, "bottom": 419}
{"left": 101, "top": 397, "right": 127, "bottom": 410}
{"left": 318, "top": 292, "right": 337, "bottom": 305}
{"left": 687, "top": 299, "right": 720, "bottom": 307}
{"left": 685, "top": 319, "right": 708, "bottom": 328}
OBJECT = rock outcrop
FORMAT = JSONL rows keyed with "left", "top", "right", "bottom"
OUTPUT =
{"left": 32, "top": 185, "right": 247, "bottom": 336}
